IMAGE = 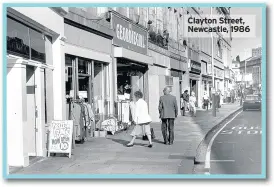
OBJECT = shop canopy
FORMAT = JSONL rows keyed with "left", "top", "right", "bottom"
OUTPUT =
{"left": 114, "top": 47, "right": 153, "bottom": 66}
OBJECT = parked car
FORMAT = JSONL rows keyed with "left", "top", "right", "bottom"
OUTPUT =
{"left": 243, "top": 94, "right": 261, "bottom": 111}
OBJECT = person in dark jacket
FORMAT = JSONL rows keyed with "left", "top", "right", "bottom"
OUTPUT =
{"left": 180, "top": 90, "right": 189, "bottom": 116}
{"left": 159, "top": 87, "right": 178, "bottom": 145}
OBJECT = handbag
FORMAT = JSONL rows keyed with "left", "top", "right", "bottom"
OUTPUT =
{"left": 142, "top": 128, "right": 156, "bottom": 140}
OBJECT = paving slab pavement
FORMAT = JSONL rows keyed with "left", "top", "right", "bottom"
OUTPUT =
{"left": 9, "top": 103, "right": 241, "bottom": 175}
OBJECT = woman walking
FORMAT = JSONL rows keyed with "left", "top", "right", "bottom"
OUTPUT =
{"left": 189, "top": 91, "right": 197, "bottom": 117}
{"left": 127, "top": 91, "right": 153, "bottom": 148}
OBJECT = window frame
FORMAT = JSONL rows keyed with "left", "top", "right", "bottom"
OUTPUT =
{"left": 7, "top": 16, "right": 50, "bottom": 63}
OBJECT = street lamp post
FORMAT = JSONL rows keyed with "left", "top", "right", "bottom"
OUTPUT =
{"left": 211, "top": 7, "right": 216, "bottom": 117}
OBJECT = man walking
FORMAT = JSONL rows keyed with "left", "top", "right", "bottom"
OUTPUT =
{"left": 158, "top": 87, "right": 178, "bottom": 145}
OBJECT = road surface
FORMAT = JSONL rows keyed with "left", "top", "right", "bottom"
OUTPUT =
{"left": 209, "top": 110, "right": 262, "bottom": 174}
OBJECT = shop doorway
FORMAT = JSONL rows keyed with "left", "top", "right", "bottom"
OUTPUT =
{"left": 117, "top": 60, "right": 147, "bottom": 100}
{"left": 190, "top": 79, "right": 199, "bottom": 107}
{"left": 26, "top": 65, "right": 37, "bottom": 156}
{"left": 116, "top": 59, "right": 147, "bottom": 124}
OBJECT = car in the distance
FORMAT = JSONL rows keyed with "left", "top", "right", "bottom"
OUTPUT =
{"left": 243, "top": 94, "right": 261, "bottom": 111}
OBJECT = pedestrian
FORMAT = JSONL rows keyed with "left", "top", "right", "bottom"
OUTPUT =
{"left": 216, "top": 91, "right": 221, "bottom": 111}
{"left": 180, "top": 90, "right": 189, "bottom": 116}
{"left": 231, "top": 90, "right": 235, "bottom": 103}
{"left": 203, "top": 92, "right": 209, "bottom": 110}
{"left": 126, "top": 91, "right": 153, "bottom": 148}
{"left": 189, "top": 91, "right": 197, "bottom": 117}
{"left": 159, "top": 87, "right": 178, "bottom": 145}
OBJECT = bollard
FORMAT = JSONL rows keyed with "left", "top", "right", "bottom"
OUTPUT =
{"left": 212, "top": 93, "right": 216, "bottom": 117}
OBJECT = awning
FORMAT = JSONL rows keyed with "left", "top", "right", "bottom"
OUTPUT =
{"left": 114, "top": 47, "right": 153, "bottom": 65}
{"left": 65, "top": 43, "right": 112, "bottom": 63}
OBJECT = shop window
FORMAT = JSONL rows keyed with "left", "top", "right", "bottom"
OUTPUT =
{"left": 204, "top": 81, "right": 207, "bottom": 91}
{"left": 78, "top": 58, "right": 90, "bottom": 101}
{"left": 29, "top": 28, "right": 46, "bottom": 62}
{"left": 117, "top": 61, "right": 146, "bottom": 101}
{"left": 7, "top": 17, "right": 30, "bottom": 59}
{"left": 7, "top": 17, "right": 48, "bottom": 63}
{"left": 165, "top": 76, "right": 173, "bottom": 86}
{"left": 94, "top": 62, "right": 104, "bottom": 114}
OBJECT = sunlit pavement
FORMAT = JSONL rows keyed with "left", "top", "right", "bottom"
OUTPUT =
{"left": 9, "top": 103, "right": 241, "bottom": 175}
{"left": 209, "top": 110, "right": 262, "bottom": 174}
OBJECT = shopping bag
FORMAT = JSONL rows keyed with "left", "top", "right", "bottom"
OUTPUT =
{"left": 150, "top": 128, "right": 156, "bottom": 139}
{"left": 142, "top": 128, "right": 155, "bottom": 140}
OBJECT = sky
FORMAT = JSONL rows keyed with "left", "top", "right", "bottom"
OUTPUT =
{"left": 230, "top": 7, "right": 262, "bottom": 61}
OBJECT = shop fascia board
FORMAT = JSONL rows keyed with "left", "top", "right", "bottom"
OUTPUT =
{"left": 7, "top": 54, "right": 55, "bottom": 70}
{"left": 7, "top": 7, "right": 59, "bottom": 39}
{"left": 114, "top": 47, "right": 153, "bottom": 66}
{"left": 65, "top": 43, "right": 112, "bottom": 63}
{"left": 65, "top": 9, "right": 114, "bottom": 39}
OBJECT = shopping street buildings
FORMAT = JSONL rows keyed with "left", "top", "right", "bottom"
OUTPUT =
{"left": 6, "top": 7, "right": 233, "bottom": 167}
{"left": 239, "top": 47, "right": 262, "bottom": 88}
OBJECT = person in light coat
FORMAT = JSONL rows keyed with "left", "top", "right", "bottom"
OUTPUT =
{"left": 127, "top": 91, "right": 153, "bottom": 148}
{"left": 189, "top": 91, "right": 197, "bottom": 117}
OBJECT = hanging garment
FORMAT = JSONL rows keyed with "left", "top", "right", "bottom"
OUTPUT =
{"left": 82, "top": 103, "right": 95, "bottom": 127}
{"left": 71, "top": 103, "right": 85, "bottom": 141}
{"left": 82, "top": 103, "right": 89, "bottom": 127}
{"left": 121, "top": 101, "right": 130, "bottom": 123}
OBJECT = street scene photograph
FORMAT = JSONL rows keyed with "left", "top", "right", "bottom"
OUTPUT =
{"left": 4, "top": 5, "right": 265, "bottom": 178}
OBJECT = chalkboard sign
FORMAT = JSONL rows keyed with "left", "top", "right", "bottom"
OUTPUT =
{"left": 47, "top": 120, "right": 73, "bottom": 158}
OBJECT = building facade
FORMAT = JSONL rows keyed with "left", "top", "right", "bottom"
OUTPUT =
{"left": 7, "top": 7, "right": 68, "bottom": 167}
{"left": 239, "top": 48, "right": 262, "bottom": 88}
{"left": 199, "top": 7, "right": 232, "bottom": 104}
{"left": 6, "top": 6, "right": 234, "bottom": 167}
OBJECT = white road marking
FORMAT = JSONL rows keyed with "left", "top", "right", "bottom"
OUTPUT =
{"left": 210, "top": 160, "right": 235, "bottom": 162}
{"left": 220, "top": 130, "right": 233, "bottom": 134}
{"left": 249, "top": 157, "right": 254, "bottom": 162}
{"left": 247, "top": 130, "right": 258, "bottom": 134}
{"left": 205, "top": 110, "right": 243, "bottom": 170}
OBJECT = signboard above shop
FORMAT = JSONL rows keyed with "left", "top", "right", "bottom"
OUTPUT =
{"left": 111, "top": 12, "right": 148, "bottom": 55}
{"left": 189, "top": 60, "right": 201, "bottom": 74}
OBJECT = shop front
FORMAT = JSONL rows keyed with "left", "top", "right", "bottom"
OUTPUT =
{"left": 63, "top": 19, "right": 113, "bottom": 137}
{"left": 147, "top": 44, "right": 170, "bottom": 122}
{"left": 214, "top": 67, "right": 225, "bottom": 104}
{"left": 201, "top": 52, "right": 211, "bottom": 99}
{"left": 111, "top": 11, "right": 153, "bottom": 126}
{"left": 170, "top": 57, "right": 188, "bottom": 110}
{"left": 189, "top": 60, "right": 202, "bottom": 107}
{"left": 6, "top": 8, "right": 66, "bottom": 167}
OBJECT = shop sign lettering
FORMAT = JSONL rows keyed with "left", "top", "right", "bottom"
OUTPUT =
{"left": 127, "top": 71, "right": 142, "bottom": 76}
{"left": 112, "top": 12, "right": 148, "bottom": 55}
{"left": 48, "top": 120, "right": 73, "bottom": 157}
{"left": 190, "top": 60, "right": 201, "bottom": 74}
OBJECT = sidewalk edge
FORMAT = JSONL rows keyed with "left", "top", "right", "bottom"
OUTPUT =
{"left": 194, "top": 106, "right": 243, "bottom": 165}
